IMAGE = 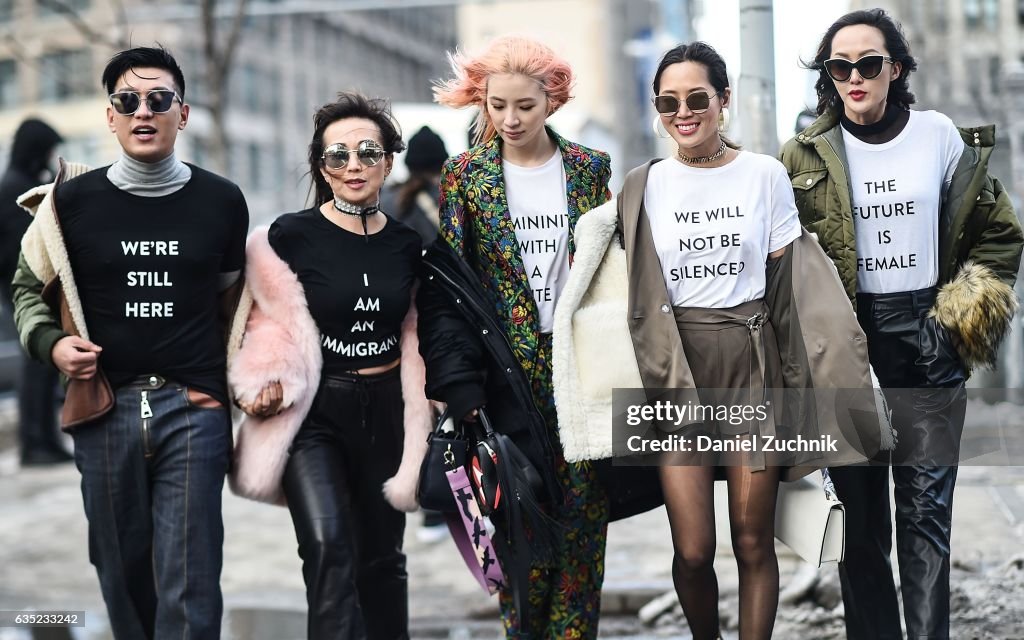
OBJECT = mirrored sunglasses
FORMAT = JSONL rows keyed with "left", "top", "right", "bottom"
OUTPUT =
{"left": 109, "top": 90, "right": 181, "bottom": 115}
{"left": 822, "top": 55, "right": 895, "bottom": 82}
{"left": 653, "top": 90, "right": 719, "bottom": 115}
{"left": 322, "top": 140, "right": 386, "bottom": 170}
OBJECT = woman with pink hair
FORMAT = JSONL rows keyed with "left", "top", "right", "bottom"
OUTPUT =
{"left": 417, "top": 36, "right": 612, "bottom": 637}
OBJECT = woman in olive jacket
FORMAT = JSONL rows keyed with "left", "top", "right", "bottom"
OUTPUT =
{"left": 780, "top": 9, "right": 1023, "bottom": 640}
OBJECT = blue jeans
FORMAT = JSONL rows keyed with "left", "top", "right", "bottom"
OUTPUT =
{"left": 71, "top": 376, "right": 231, "bottom": 640}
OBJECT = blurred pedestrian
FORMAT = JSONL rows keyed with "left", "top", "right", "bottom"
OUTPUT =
{"left": 380, "top": 124, "right": 450, "bottom": 542}
{"left": 228, "top": 91, "right": 432, "bottom": 640}
{"left": 12, "top": 46, "right": 249, "bottom": 639}
{"left": 0, "top": 118, "right": 67, "bottom": 466}
{"left": 781, "top": 9, "right": 1023, "bottom": 639}
{"left": 380, "top": 125, "right": 448, "bottom": 247}
{"left": 418, "top": 35, "right": 612, "bottom": 638}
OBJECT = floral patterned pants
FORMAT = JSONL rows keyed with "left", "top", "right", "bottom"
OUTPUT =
{"left": 497, "top": 333, "right": 610, "bottom": 639}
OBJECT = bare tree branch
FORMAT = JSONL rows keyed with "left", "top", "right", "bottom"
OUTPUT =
{"left": 0, "top": 33, "right": 42, "bottom": 71}
{"left": 221, "top": 0, "right": 250, "bottom": 80}
{"left": 37, "top": 0, "right": 128, "bottom": 49}
{"left": 199, "top": 0, "right": 252, "bottom": 174}
{"left": 201, "top": 0, "right": 217, "bottom": 73}
{"left": 106, "top": 0, "right": 130, "bottom": 44}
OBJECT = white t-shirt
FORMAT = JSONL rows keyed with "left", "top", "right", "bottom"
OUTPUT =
{"left": 844, "top": 110, "right": 964, "bottom": 293}
{"left": 504, "top": 150, "right": 570, "bottom": 333}
{"left": 644, "top": 152, "right": 802, "bottom": 309}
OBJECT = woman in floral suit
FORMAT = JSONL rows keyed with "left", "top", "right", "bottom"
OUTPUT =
{"left": 417, "top": 35, "right": 612, "bottom": 638}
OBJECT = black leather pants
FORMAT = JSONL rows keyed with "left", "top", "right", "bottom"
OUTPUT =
{"left": 831, "top": 288, "right": 966, "bottom": 640}
{"left": 282, "top": 369, "right": 409, "bottom": 640}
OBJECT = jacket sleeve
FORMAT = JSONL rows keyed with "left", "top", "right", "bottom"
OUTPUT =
{"left": 11, "top": 251, "right": 64, "bottom": 366}
{"left": 228, "top": 302, "right": 312, "bottom": 409}
{"left": 227, "top": 227, "right": 322, "bottom": 411}
{"left": 416, "top": 262, "right": 487, "bottom": 422}
{"left": 439, "top": 157, "right": 469, "bottom": 259}
{"left": 964, "top": 174, "right": 1023, "bottom": 286}
{"left": 596, "top": 151, "right": 613, "bottom": 207}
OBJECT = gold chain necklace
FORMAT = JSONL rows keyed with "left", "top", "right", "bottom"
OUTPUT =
{"left": 677, "top": 139, "right": 727, "bottom": 165}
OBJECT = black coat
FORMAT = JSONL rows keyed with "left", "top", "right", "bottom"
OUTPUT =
{"left": 0, "top": 119, "right": 61, "bottom": 306}
{"left": 417, "top": 238, "right": 562, "bottom": 506}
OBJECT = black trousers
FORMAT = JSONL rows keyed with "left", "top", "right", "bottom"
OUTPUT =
{"left": 17, "top": 351, "right": 61, "bottom": 454}
{"left": 282, "top": 369, "right": 408, "bottom": 640}
{"left": 831, "top": 288, "right": 966, "bottom": 640}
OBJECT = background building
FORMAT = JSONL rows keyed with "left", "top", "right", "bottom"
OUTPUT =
{"left": 850, "top": 0, "right": 1020, "bottom": 184}
{"left": 0, "top": 0, "right": 457, "bottom": 226}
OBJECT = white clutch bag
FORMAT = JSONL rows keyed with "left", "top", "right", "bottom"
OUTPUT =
{"left": 775, "top": 469, "right": 845, "bottom": 566}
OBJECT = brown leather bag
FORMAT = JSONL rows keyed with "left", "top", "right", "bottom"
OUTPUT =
{"left": 42, "top": 276, "right": 114, "bottom": 430}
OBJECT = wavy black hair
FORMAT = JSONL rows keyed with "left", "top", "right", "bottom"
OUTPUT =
{"left": 807, "top": 8, "right": 917, "bottom": 116}
{"left": 307, "top": 92, "right": 405, "bottom": 206}
{"left": 102, "top": 46, "right": 185, "bottom": 98}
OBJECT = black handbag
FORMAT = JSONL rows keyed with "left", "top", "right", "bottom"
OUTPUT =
{"left": 467, "top": 409, "right": 545, "bottom": 517}
{"left": 417, "top": 411, "right": 471, "bottom": 512}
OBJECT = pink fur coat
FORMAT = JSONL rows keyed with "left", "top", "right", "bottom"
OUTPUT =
{"left": 227, "top": 225, "right": 432, "bottom": 510}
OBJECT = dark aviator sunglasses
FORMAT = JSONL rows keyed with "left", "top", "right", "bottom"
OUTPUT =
{"left": 653, "top": 90, "right": 719, "bottom": 115}
{"left": 108, "top": 90, "right": 181, "bottom": 115}
{"left": 822, "top": 55, "right": 895, "bottom": 83}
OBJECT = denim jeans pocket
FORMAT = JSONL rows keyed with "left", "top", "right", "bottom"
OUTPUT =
{"left": 183, "top": 387, "right": 224, "bottom": 410}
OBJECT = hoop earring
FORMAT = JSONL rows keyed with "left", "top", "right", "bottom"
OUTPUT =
{"left": 718, "top": 107, "right": 731, "bottom": 133}
{"left": 652, "top": 115, "right": 671, "bottom": 139}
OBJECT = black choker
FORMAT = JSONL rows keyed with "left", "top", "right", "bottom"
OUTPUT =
{"left": 840, "top": 104, "right": 902, "bottom": 136}
{"left": 333, "top": 197, "right": 379, "bottom": 217}
{"left": 332, "top": 197, "right": 380, "bottom": 241}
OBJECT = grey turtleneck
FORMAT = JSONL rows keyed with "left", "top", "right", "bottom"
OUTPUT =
{"left": 106, "top": 151, "right": 192, "bottom": 198}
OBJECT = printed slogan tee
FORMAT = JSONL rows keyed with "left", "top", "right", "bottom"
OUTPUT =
{"left": 268, "top": 209, "right": 421, "bottom": 374}
{"left": 503, "top": 150, "right": 570, "bottom": 334}
{"left": 55, "top": 166, "right": 249, "bottom": 403}
{"left": 843, "top": 109, "right": 963, "bottom": 293}
{"left": 644, "top": 152, "right": 801, "bottom": 308}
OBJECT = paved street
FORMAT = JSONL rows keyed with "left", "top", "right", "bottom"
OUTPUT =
{"left": 2, "top": 401, "right": 1024, "bottom": 638}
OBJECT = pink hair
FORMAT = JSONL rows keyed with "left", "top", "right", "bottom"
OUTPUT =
{"left": 433, "top": 35, "right": 574, "bottom": 145}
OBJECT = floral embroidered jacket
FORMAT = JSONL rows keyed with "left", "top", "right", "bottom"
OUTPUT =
{"left": 438, "top": 127, "right": 612, "bottom": 379}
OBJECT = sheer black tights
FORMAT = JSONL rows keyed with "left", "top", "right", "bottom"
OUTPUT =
{"left": 660, "top": 463, "right": 781, "bottom": 640}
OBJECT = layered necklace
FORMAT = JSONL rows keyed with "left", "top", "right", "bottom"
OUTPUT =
{"left": 677, "top": 139, "right": 727, "bottom": 165}
{"left": 333, "top": 196, "right": 380, "bottom": 241}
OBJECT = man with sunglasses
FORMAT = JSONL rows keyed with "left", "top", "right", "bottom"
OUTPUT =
{"left": 11, "top": 46, "right": 248, "bottom": 639}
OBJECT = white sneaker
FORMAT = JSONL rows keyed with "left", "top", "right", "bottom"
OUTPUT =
{"left": 416, "top": 524, "right": 449, "bottom": 544}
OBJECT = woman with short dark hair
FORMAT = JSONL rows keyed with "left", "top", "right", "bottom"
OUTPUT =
{"left": 781, "top": 9, "right": 1023, "bottom": 639}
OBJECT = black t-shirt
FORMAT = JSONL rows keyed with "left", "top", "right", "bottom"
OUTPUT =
{"left": 268, "top": 208, "right": 421, "bottom": 374}
{"left": 55, "top": 165, "right": 249, "bottom": 403}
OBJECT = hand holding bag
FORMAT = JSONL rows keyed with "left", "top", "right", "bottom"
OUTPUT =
{"left": 42, "top": 277, "right": 114, "bottom": 429}
{"left": 417, "top": 411, "right": 471, "bottom": 512}
{"left": 774, "top": 468, "right": 845, "bottom": 566}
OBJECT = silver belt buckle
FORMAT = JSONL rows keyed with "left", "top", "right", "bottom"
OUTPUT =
{"left": 746, "top": 312, "right": 766, "bottom": 330}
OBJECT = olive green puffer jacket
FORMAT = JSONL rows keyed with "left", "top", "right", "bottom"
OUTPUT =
{"left": 780, "top": 110, "right": 1024, "bottom": 369}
